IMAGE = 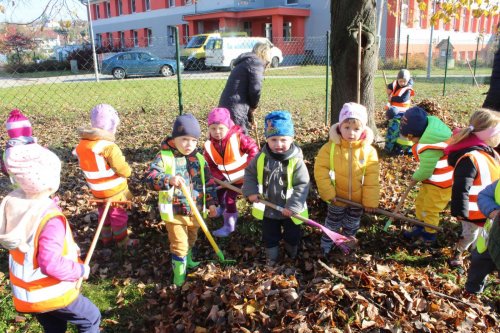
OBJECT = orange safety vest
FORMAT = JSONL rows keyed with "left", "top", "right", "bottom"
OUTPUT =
{"left": 389, "top": 80, "right": 414, "bottom": 111}
{"left": 74, "top": 139, "right": 127, "bottom": 198}
{"left": 204, "top": 133, "right": 249, "bottom": 183}
{"left": 9, "top": 210, "right": 80, "bottom": 313}
{"left": 412, "top": 142, "right": 454, "bottom": 188}
{"left": 456, "top": 150, "right": 500, "bottom": 221}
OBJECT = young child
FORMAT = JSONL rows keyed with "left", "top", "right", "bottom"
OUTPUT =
{"left": 464, "top": 180, "right": 500, "bottom": 294}
{"left": 203, "top": 107, "right": 259, "bottom": 237}
{"left": 1, "top": 109, "right": 37, "bottom": 183}
{"left": 400, "top": 106, "right": 453, "bottom": 244}
{"left": 74, "top": 104, "right": 136, "bottom": 248}
{"left": 143, "top": 114, "right": 218, "bottom": 286}
{"left": 444, "top": 109, "right": 500, "bottom": 267}
{"left": 384, "top": 106, "right": 413, "bottom": 155}
{"left": 242, "top": 110, "right": 310, "bottom": 266}
{"left": 314, "top": 102, "right": 380, "bottom": 256}
{"left": 385, "top": 69, "right": 415, "bottom": 112}
{"left": 0, "top": 143, "right": 101, "bottom": 332}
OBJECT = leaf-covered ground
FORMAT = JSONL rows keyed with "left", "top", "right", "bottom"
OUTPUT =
{"left": 0, "top": 94, "right": 498, "bottom": 332}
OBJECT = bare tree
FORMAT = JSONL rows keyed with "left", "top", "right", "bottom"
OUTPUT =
{"left": 0, "top": 0, "right": 85, "bottom": 25}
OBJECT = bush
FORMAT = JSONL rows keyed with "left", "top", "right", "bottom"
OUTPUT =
{"left": 380, "top": 53, "right": 427, "bottom": 70}
{"left": 5, "top": 59, "right": 70, "bottom": 73}
{"left": 67, "top": 45, "right": 129, "bottom": 70}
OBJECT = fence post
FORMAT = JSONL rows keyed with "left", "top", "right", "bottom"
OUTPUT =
{"left": 443, "top": 36, "right": 450, "bottom": 96}
{"left": 325, "top": 31, "right": 330, "bottom": 126}
{"left": 405, "top": 34, "right": 409, "bottom": 69}
{"left": 473, "top": 36, "right": 480, "bottom": 86}
{"left": 174, "top": 27, "right": 183, "bottom": 115}
{"left": 86, "top": 0, "right": 99, "bottom": 82}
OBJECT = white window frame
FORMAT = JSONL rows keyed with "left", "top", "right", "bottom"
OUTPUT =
{"left": 105, "top": 1, "right": 111, "bottom": 17}
{"left": 286, "top": 0, "right": 298, "bottom": 5}
{"left": 145, "top": 0, "right": 151, "bottom": 11}
{"left": 96, "top": 33, "right": 102, "bottom": 47}
{"left": 167, "top": 25, "right": 175, "bottom": 46}
{"left": 94, "top": 4, "right": 100, "bottom": 19}
{"left": 146, "top": 28, "right": 153, "bottom": 46}
{"left": 283, "top": 22, "right": 292, "bottom": 41}
{"left": 120, "top": 31, "right": 125, "bottom": 48}
{"left": 168, "top": 0, "right": 175, "bottom": 8}
{"left": 133, "top": 30, "right": 139, "bottom": 47}
{"left": 183, "top": 24, "right": 189, "bottom": 43}
{"left": 131, "top": 0, "right": 136, "bottom": 13}
{"left": 265, "top": 23, "right": 272, "bottom": 40}
{"left": 401, "top": 0, "right": 409, "bottom": 28}
{"left": 117, "top": 0, "right": 123, "bottom": 15}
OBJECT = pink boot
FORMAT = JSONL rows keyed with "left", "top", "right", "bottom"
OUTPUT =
{"left": 212, "top": 212, "right": 238, "bottom": 237}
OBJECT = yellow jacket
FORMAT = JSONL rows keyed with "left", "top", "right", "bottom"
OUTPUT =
{"left": 314, "top": 123, "right": 380, "bottom": 208}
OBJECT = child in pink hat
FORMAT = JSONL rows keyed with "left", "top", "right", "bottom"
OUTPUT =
{"left": 203, "top": 107, "right": 259, "bottom": 237}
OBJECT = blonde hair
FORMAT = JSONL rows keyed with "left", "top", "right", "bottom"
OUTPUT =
{"left": 448, "top": 108, "right": 500, "bottom": 145}
{"left": 341, "top": 118, "right": 364, "bottom": 127}
{"left": 253, "top": 42, "right": 272, "bottom": 67}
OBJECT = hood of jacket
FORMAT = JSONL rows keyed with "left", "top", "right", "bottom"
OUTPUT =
{"left": 233, "top": 52, "right": 266, "bottom": 69}
{"left": 329, "top": 123, "right": 375, "bottom": 148}
{"left": 78, "top": 127, "right": 115, "bottom": 141}
{"left": 419, "top": 116, "right": 451, "bottom": 144}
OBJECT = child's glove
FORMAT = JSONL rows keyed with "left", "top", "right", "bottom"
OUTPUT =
{"left": 247, "top": 194, "right": 260, "bottom": 203}
{"left": 82, "top": 264, "right": 90, "bottom": 280}
{"left": 208, "top": 205, "right": 217, "bottom": 218}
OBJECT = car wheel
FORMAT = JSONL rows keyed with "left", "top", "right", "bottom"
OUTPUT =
{"left": 112, "top": 68, "right": 126, "bottom": 79}
{"left": 271, "top": 57, "right": 279, "bottom": 68}
{"left": 160, "top": 65, "right": 173, "bottom": 76}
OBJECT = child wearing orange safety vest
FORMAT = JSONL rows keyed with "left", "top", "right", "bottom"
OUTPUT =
{"left": 74, "top": 104, "right": 137, "bottom": 248}
{"left": 203, "top": 107, "right": 259, "bottom": 237}
{"left": 385, "top": 69, "right": 414, "bottom": 112}
{"left": 400, "top": 107, "right": 454, "bottom": 245}
{"left": 0, "top": 144, "right": 100, "bottom": 332}
{"left": 444, "top": 109, "right": 500, "bottom": 267}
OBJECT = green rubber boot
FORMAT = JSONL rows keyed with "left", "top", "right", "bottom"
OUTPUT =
{"left": 172, "top": 255, "right": 187, "bottom": 286}
{"left": 186, "top": 249, "right": 200, "bottom": 269}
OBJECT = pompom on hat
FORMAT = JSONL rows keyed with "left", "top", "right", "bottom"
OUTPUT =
{"left": 264, "top": 110, "right": 294, "bottom": 138}
{"left": 90, "top": 104, "right": 120, "bottom": 134}
{"left": 6, "top": 109, "right": 32, "bottom": 139}
{"left": 208, "top": 107, "right": 234, "bottom": 129}
{"left": 5, "top": 144, "right": 61, "bottom": 196}
{"left": 399, "top": 106, "right": 428, "bottom": 137}
{"left": 339, "top": 102, "right": 368, "bottom": 126}
{"left": 172, "top": 113, "right": 201, "bottom": 139}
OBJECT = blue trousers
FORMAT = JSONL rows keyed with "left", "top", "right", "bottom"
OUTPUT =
{"left": 35, "top": 294, "right": 101, "bottom": 333}
{"left": 465, "top": 249, "right": 497, "bottom": 294}
{"left": 262, "top": 217, "right": 302, "bottom": 248}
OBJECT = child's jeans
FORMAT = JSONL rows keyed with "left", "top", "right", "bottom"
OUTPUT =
{"left": 262, "top": 217, "right": 302, "bottom": 248}
{"left": 35, "top": 294, "right": 101, "bottom": 333}
{"left": 321, "top": 204, "right": 362, "bottom": 253}
{"left": 217, "top": 185, "right": 241, "bottom": 214}
{"left": 166, "top": 215, "right": 199, "bottom": 257}
{"left": 456, "top": 221, "right": 482, "bottom": 253}
{"left": 98, "top": 205, "right": 128, "bottom": 245}
{"left": 415, "top": 184, "right": 451, "bottom": 233}
{"left": 465, "top": 248, "right": 497, "bottom": 293}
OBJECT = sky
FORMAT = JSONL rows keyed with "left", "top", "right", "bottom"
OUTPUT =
{"left": 0, "top": 0, "right": 88, "bottom": 24}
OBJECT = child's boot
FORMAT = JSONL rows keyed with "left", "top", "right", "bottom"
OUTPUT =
{"left": 403, "top": 226, "right": 424, "bottom": 240}
{"left": 212, "top": 212, "right": 238, "bottom": 237}
{"left": 449, "top": 249, "right": 464, "bottom": 267}
{"left": 284, "top": 243, "right": 298, "bottom": 259}
{"left": 186, "top": 249, "right": 200, "bottom": 269}
{"left": 172, "top": 255, "right": 187, "bottom": 286}
{"left": 265, "top": 246, "right": 280, "bottom": 266}
{"left": 100, "top": 225, "right": 112, "bottom": 246}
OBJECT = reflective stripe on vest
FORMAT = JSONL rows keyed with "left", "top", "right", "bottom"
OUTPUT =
{"left": 74, "top": 139, "right": 127, "bottom": 198}
{"left": 9, "top": 210, "right": 80, "bottom": 313}
{"left": 412, "top": 142, "right": 454, "bottom": 188}
{"left": 251, "top": 154, "right": 308, "bottom": 224}
{"left": 477, "top": 181, "right": 500, "bottom": 253}
{"left": 158, "top": 150, "right": 207, "bottom": 222}
{"left": 203, "top": 133, "right": 249, "bottom": 183}
{"left": 456, "top": 150, "right": 499, "bottom": 221}
{"left": 389, "top": 80, "right": 414, "bottom": 111}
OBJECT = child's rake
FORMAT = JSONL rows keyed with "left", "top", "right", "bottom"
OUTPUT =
{"left": 180, "top": 183, "right": 236, "bottom": 265}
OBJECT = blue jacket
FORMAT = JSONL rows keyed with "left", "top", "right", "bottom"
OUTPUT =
{"left": 478, "top": 180, "right": 499, "bottom": 218}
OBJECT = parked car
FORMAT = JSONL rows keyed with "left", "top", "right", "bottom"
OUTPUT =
{"left": 101, "top": 51, "right": 182, "bottom": 79}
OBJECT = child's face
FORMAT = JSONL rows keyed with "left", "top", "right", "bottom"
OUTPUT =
{"left": 174, "top": 136, "right": 198, "bottom": 155}
{"left": 266, "top": 136, "right": 293, "bottom": 153}
{"left": 397, "top": 78, "right": 408, "bottom": 87}
{"left": 208, "top": 123, "right": 229, "bottom": 141}
{"left": 339, "top": 120, "right": 364, "bottom": 142}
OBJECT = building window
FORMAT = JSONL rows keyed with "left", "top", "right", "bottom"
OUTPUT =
{"left": 401, "top": 0, "right": 409, "bottom": 27}
{"left": 145, "top": 0, "right": 151, "bottom": 11}
{"left": 96, "top": 33, "right": 102, "bottom": 47}
{"left": 243, "top": 21, "right": 252, "bottom": 36}
{"left": 94, "top": 4, "right": 100, "bottom": 19}
{"left": 168, "top": 0, "right": 175, "bottom": 7}
{"left": 283, "top": 22, "right": 292, "bottom": 41}
{"left": 264, "top": 23, "right": 272, "bottom": 40}
{"left": 131, "top": 0, "right": 136, "bottom": 13}
{"left": 167, "top": 25, "right": 176, "bottom": 45}
{"left": 120, "top": 31, "right": 125, "bottom": 48}
{"left": 133, "top": 30, "right": 138, "bottom": 47}
{"left": 183, "top": 24, "right": 189, "bottom": 44}
{"left": 146, "top": 28, "right": 153, "bottom": 46}
{"left": 184, "top": 0, "right": 193, "bottom": 4}
{"left": 105, "top": 1, "right": 111, "bottom": 17}
{"left": 286, "top": 0, "right": 298, "bottom": 4}
{"left": 117, "top": 0, "right": 123, "bottom": 15}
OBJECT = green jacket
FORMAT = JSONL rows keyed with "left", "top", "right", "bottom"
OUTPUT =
{"left": 412, "top": 116, "right": 452, "bottom": 182}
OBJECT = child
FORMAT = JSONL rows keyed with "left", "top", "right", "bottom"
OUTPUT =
{"left": 74, "top": 104, "right": 136, "bottom": 248}
{"left": 203, "top": 107, "right": 259, "bottom": 237}
{"left": 400, "top": 106, "right": 454, "bottom": 244}
{"left": 464, "top": 180, "right": 500, "bottom": 294}
{"left": 385, "top": 69, "right": 415, "bottom": 112}
{"left": 0, "top": 143, "right": 101, "bottom": 332}
{"left": 1, "top": 109, "right": 37, "bottom": 183}
{"left": 314, "top": 102, "right": 380, "bottom": 256}
{"left": 143, "top": 114, "right": 219, "bottom": 286}
{"left": 444, "top": 109, "right": 500, "bottom": 267}
{"left": 384, "top": 106, "right": 413, "bottom": 155}
{"left": 242, "top": 110, "right": 310, "bottom": 266}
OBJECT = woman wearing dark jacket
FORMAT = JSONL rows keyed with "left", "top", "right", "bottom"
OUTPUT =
{"left": 218, "top": 42, "right": 271, "bottom": 133}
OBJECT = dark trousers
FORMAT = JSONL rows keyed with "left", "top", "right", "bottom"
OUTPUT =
{"left": 217, "top": 186, "right": 240, "bottom": 214}
{"left": 321, "top": 204, "right": 363, "bottom": 253}
{"left": 35, "top": 294, "right": 101, "bottom": 333}
{"left": 262, "top": 217, "right": 302, "bottom": 248}
{"left": 465, "top": 248, "right": 497, "bottom": 294}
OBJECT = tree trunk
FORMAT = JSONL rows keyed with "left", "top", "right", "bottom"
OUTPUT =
{"left": 483, "top": 45, "right": 500, "bottom": 112}
{"left": 330, "top": 0, "right": 377, "bottom": 130}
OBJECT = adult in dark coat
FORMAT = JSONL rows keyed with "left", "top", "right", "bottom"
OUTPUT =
{"left": 218, "top": 42, "right": 271, "bottom": 133}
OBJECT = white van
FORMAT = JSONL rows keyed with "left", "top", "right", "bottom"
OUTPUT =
{"left": 205, "top": 37, "right": 283, "bottom": 70}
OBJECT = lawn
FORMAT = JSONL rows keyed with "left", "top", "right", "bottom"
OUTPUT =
{"left": 0, "top": 74, "right": 498, "bottom": 332}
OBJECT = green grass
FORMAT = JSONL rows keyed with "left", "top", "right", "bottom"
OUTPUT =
{"left": 0, "top": 70, "right": 95, "bottom": 78}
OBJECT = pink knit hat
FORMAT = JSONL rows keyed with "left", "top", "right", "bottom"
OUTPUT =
{"left": 6, "top": 109, "right": 32, "bottom": 138}
{"left": 5, "top": 144, "right": 61, "bottom": 196}
{"left": 90, "top": 104, "right": 120, "bottom": 133}
{"left": 339, "top": 102, "right": 367, "bottom": 126}
{"left": 208, "top": 107, "right": 234, "bottom": 129}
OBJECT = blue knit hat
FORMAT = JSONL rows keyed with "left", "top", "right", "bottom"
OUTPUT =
{"left": 171, "top": 114, "right": 201, "bottom": 139}
{"left": 399, "top": 106, "right": 428, "bottom": 137}
{"left": 264, "top": 110, "right": 294, "bottom": 138}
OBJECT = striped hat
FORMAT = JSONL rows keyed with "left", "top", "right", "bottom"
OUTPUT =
{"left": 6, "top": 109, "right": 32, "bottom": 139}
